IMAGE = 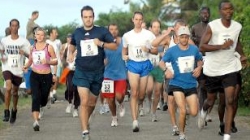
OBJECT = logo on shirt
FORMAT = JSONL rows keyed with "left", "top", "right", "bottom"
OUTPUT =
{"left": 85, "top": 32, "right": 90, "bottom": 36}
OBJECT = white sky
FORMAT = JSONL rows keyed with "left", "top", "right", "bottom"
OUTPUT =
{"left": 0, "top": 0, "right": 140, "bottom": 37}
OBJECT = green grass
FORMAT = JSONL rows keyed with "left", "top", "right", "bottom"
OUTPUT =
{"left": 237, "top": 106, "right": 250, "bottom": 116}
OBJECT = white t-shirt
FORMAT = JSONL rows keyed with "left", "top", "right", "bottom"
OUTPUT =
{"left": 204, "top": 19, "right": 242, "bottom": 76}
{"left": 46, "top": 39, "right": 62, "bottom": 65}
{"left": 123, "top": 29, "right": 156, "bottom": 62}
{"left": 0, "top": 35, "right": 31, "bottom": 77}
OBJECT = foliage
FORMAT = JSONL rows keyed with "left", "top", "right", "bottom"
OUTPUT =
{"left": 43, "top": 21, "right": 79, "bottom": 43}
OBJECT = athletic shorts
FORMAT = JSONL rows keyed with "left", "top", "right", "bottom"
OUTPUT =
{"left": 205, "top": 72, "right": 239, "bottom": 93}
{"left": 2, "top": 71, "right": 22, "bottom": 87}
{"left": 149, "top": 66, "right": 164, "bottom": 83}
{"left": 127, "top": 60, "right": 153, "bottom": 77}
{"left": 102, "top": 78, "right": 127, "bottom": 98}
{"left": 168, "top": 85, "right": 197, "bottom": 97}
{"left": 73, "top": 68, "right": 104, "bottom": 96}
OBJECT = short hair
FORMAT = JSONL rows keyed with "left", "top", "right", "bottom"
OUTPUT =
{"left": 133, "top": 11, "right": 143, "bottom": 18}
{"left": 32, "top": 10, "right": 39, "bottom": 15}
{"left": 174, "top": 19, "right": 186, "bottom": 27}
{"left": 9, "top": 19, "right": 19, "bottom": 26}
{"left": 219, "top": 0, "right": 232, "bottom": 9}
{"left": 107, "top": 23, "right": 118, "bottom": 30}
{"left": 200, "top": 6, "right": 210, "bottom": 14}
{"left": 47, "top": 27, "right": 57, "bottom": 35}
{"left": 150, "top": 19, "right": 161, "bottom": 28}
{"left": 81, "top": 5, "right": 94, "bottom": 17}
{"left": 5, "top": 27, "right": 10, "bottom": 36}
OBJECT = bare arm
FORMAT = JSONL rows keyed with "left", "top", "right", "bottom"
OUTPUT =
{"left": 151, "top": 34, "right": 170, "bottom": 47}
{"left": 122, "top": 47, "right": 129, "bottom": 61}
{"left": 199, "top": 25, "right": 232, "bottom": 53}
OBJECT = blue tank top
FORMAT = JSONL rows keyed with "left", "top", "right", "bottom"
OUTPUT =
{"left": 104, "top": 39, "right": 127, "bottom": 80}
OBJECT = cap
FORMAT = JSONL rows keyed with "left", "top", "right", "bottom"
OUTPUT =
{"left": 67, "top": 33, "right": 72, "bottom": 38}
{"left": 178, "top": 26, "right": 190, "bottom": 36}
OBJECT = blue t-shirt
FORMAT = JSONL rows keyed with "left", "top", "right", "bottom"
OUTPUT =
{"left": 162, "top": 44, "right": 202, "bottom": 89}
{"left": 104, "top": 39, "right": 127, "bottom": 80}
{"left": 71, "top": 26, "right": 115, "bottom": 71}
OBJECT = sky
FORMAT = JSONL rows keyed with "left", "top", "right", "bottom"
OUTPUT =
{"left": 0, "top": 0, "right": 140, "bottom": 37}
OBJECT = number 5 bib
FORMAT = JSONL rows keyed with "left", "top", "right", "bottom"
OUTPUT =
{"left": 80, "top": 39, "right": 98, "bottom": 57}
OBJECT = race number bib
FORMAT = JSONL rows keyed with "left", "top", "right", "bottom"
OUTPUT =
{"left": 80, "top": 39, "right": 98, "bottom": 57}
{"left": 218, "top": 33, "right": 231, "bottom": 45}
{"left": 8, "top": 54, "right": 20, "bottom": 68}
{"left": 131, "top": 45, "right": 146, "bottom": 59}
{"left": 32, "top": 51, "right": 45, "bottom": 65}
{"left": 101, "top": 80, "right": 114, "bottom": 94}
{"left": 178, "top": 56, "right": 194, "bottom": 73}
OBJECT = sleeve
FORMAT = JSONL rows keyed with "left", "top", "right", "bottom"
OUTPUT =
{"left": 0, "top": 40, "right": 3, "bottom": 50}
{"left": 195, "top": 47, "right": 203, "bottom": 61}
{"left": 161, "top": 49, "right": 171, "bottom": 63}
{"left": 103, "top": 28, "right": 115, "bottom": 43}
{"left": 122, "top": 34, "right": 128, "bottom": 48}
{"left": 70, "top": 30, "right": 77, "bottom": 47}
{"left": 24, "top": 39, "right": 31, "bottom": 54}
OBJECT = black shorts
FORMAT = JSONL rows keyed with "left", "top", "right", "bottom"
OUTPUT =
{"left": 205, "top": 72, "right": 239, "bottom": 93}
{"left": 168, "top": 85, "right": 197, "bottom": 97}
{"left": 2, "top": 71, "right": 22, "bottom": 87}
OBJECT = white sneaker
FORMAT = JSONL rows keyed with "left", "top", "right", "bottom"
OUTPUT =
{"left": 111, "top": 116, "right": 118, "bottom": 127}
{"left": 157, "top": 102, "right": 161, "bottom": 110}
{"left": 139, "top": 108, "right": 144, "bottom": 116}
{"left": 99, "top": 105, "right": 105, "bottom": 114}
{"left": 72, "top": 109, "right": 78, "bottom": 117}
{"left": 151, "top": 113, "right": 157, "bottom": 122}
{"left": 38, "top": 107, "right": 44, "bottom": 119}
{"left": 132, "top": 120, "right": 139, "bottom": 132}
{"left": 172, "top": 125, "right": 180, "bottom": 136}
{"left": 65, "top": 103, "right": 72, "bottom": 114}
{"left": 104, "top": 103, "right": 110, "bottom": 113}
{"left": 198, "top": 109, "right": 207, "bottom": 130}
{"left": 119, "top": 103, "right": 125, "bottom": 117}
{"left": 205, "top": 113, "right": 212, "bottom": 122}
{"left": 82, "top": 131, "right": 90, "bottom": 140}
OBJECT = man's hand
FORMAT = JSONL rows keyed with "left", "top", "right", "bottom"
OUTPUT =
{"left": 192, "top": 66, "right": 202, "bottom": 78}
{"left": 122, "top": 55, "right": 129, "bottom": 61}
{"left": 221, "top": 39, "right": 233, "bottom": 49}
{"left": 94, "top": 38, "right": 103, "bottom": 47}
{"left": 165, "top": 69, "right": 174, "bottom": 79}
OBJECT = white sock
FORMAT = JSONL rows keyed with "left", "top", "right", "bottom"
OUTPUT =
{"left": 223, "top": 134, "right": 230, "bottom": 140}
{"left": 82, "top": 130, "right": 89, "bottom": 134}
{"left": 201, "top": 109, "right": 206, "bottom": 117}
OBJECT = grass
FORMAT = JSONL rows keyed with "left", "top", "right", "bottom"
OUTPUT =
{"left": 237, "top": 106, "right": 250, "bottom": 116}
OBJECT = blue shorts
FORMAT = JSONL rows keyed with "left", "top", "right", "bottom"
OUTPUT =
{"left": 73, "top": 68, "right": 104, "bottom": 96}
{"left": 23, "top": 68, "right": 32, "bottom": 90}
{"left": 127, "top": 60, "right": 153, "bottom": 77}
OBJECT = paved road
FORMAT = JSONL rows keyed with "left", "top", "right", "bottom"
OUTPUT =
{"left": 0, "top": 95, "right": 249, "bottom": 140}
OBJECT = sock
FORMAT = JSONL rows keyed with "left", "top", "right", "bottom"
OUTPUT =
{"left": 223, "top": 134, "right": 230, "bottom": 140}
{"left": 82, "top": 130, "right": 89, "bottom": 134}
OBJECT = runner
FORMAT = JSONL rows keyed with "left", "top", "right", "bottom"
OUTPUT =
{"left": 198, "top": 1, "right": 246, "bottom": 140}
{"left": 1, "top": 19, "right": 30, "bottom": 124}
{"left": 23, "top": 27, "right": 57, "bottom": 131}
{"left": 122, "top": 11, "right": 157, "bottom": 132}
{"left": 67, "top": 5, "right": 117, "bottom": 140}
{"left": 102, "top": 23, "right": 127, "bottom": 127}
{"left": 159, "top": 26, "right": 202, "bottom": 140}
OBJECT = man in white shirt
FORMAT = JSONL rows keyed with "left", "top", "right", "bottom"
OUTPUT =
{"left": 1, "top": 19, "right": 30, "bottom": 124}
{"left": 198, "top": 1, "right": 246, "bottom": 140}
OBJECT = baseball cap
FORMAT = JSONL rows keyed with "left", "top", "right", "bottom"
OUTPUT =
{"left": 178, "top": 26, "right": 190, "bottom": 36}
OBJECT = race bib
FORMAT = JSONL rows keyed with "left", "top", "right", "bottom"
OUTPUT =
{"left": 80, "top": 39, "right": 98, "bottom": 57}
{"left": 32, "top": 51, "right": 45, "bottom": 65}
{"left": 218, "top": 33, "right": 231, "bottom": 45}
{"left": 149, "top": 54, "right": 160, "bottom": 67}
{"left": 178, "top": 56, "right": 194, "bottom": 73}
{"left": 131, "top": 45, "right": 146, "bottom": 59}
{"left": 101, "top": 80, "right": 114, "bottom": 94}
{"left": 8, "top": 54, "right": 20, "bottom": 68}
